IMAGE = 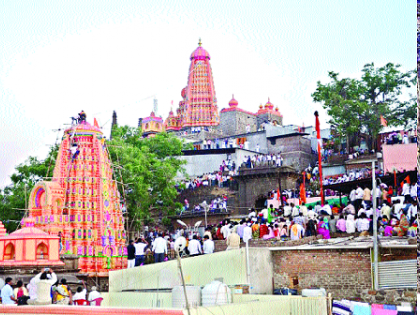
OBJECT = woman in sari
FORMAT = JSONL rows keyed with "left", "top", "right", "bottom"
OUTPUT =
{"left": 263, "top": 224, "right": 275, "bottom": 240}
{"left": 393, "top": 214, "right": 409, "bottom": 237}
{"left": 317, "top": 217, "right": 330, "bottom": 239}
{"left": 251, "top": 221, "right": 260, "bottom": 239}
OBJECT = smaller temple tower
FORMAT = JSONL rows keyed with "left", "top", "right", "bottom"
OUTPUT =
{"left": 256, "top": 98, "right": 283, "bottom": 128}
{"left": 142, "top": 111, "right": 164, "bottom": 138}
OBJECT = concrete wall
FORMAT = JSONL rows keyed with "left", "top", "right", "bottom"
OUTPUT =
{"left": 179, "top": 148, "right": 264, "bottom": 178}
{"left": 109, "top": 248, "right": 273, "bottom": 295}
{"left": 104, "top": 292, "right": 327, "bottom": 315}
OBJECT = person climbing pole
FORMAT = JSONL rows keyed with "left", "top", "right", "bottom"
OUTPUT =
{"left": 78, "top": 110, "right": 86, "bottom": 123}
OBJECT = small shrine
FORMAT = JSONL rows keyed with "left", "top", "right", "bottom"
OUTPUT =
{"left": 0, "top": 218, "right": 64, "bottom": 267}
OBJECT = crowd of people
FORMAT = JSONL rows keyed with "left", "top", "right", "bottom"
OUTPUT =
{"left": 240, "top": 153, "right": 283, "bottom": 169}
{"left": 126, "top": 178, "right": 418, "bottom": 269}
{"left": 178, "top": 172, "right": 234, "bottom": 192}
{"left": 0, "top": 268, "right": 102, "bottom": 306}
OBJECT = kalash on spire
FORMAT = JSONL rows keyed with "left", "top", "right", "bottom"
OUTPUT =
{"left": 164, "top": 39, "right": 220, "bottom": 131}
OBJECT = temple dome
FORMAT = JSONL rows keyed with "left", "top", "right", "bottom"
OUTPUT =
{"left": 181, "top": 87, "right": 187, "bottom": 99}
{"left": 229, "top": 95, "right": 238, "bottom": 107}
{"left": 190, "top": 39, "right": 211, "bottom": 60}
{"left": 265, "top": 98, "right": 274, "bottom": 110}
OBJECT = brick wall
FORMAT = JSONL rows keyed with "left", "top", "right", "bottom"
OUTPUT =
{"left": 272, "top": 247, "right": 417, "bottom": 305}
{"left": 273, "top": 249, "right": 372, "bottom": 299}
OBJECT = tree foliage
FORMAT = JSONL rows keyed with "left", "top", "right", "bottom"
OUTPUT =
{"left": 0, "top": 145, "right": 59, "bottom": 232}
{"left": 107, "top": 126, "right": 185, "bottom": 231}
{"left": 312, "top": 63, "right": 416, "bottom": 150}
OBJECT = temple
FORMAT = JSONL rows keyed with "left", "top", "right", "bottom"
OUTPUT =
{"left": 28, "top": 114, "right": 126, "bottom": 275}
{"left": 163, "top": 39, "right": 220, "bottom": 131}
{"left": 139, "top": 40, "right": 284, "bottom": 138}
{"left": 141, "top": 111, "right": 164, "bottom": 138}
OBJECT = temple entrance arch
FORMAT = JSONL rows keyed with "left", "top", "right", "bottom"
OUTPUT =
{"left": 36, "top": 242, "right": 49, "bottom": 260}
{"left": 4, "top": 243, "right": 15, "bottom": 260}
{"left": 254, "top": 195, "right": 267, "bottom": 210}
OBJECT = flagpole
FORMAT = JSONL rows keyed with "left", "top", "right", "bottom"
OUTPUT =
{"left": 314, "top": 111, "right": 325, "bottom": 206}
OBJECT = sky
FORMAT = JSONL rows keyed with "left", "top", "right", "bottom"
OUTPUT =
{"left": 0, "top": 0, "right": 415, "bottom": 187}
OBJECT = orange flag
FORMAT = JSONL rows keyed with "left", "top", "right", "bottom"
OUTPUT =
{"left": 400, "top": 175, "right": 410, "bottom": 187}
{"left": 380, "top": 115, "right": 387, "bottom": 127}
{"left": 94, "top": 118, "right": 100, "bottom": 128}
{"left": 299, "top": 183, "right": 306, "bottom": 205}
{"left": 277, "top": 188, "right": 281, "bottom": 201}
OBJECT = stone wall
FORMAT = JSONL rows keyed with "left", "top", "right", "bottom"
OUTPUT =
{"left": 236, "top": 167, "right": 298, "bottom": 212}
{"left": 267, "top": 135, "right": 315, "bottom": 171}
{"left": 218, "top": 110, "right": 257, "bottom": 136}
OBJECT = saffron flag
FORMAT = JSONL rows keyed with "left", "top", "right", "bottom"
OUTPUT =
{"left": 380, "top": 115, "right": 387, "bottom": 127}
{"left": 299, "top": 183, "right": 306, "bottom": 205}
{"left": 93, "top": 118, "right": 100, "bottom": 128}
{"left": 277, "top": 188, "right": 281, "bottom": 201}
{"left": 400, "top": 175, "right": 410, "bottom": 187}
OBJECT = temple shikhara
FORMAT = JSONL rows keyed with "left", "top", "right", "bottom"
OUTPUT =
{"left": 141, "top": 39, "right": 282, "bottom": 137}
{"left": 163, "top": 38, "right": 220, "bottom": 132}
{"left": 28, "top": 113, "right": 126, "bottom": 275}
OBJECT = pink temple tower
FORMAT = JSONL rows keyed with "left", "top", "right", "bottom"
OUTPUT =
{"left": 164, "top": 39, "right": 220, "bottom": 130}
{"left": 28, "top": 114, "right": 126, "bottom": 275}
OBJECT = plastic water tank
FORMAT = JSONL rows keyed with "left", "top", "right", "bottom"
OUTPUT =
{"left": 302, "top": 288, "right": 326, "bottom": 297}
{"left": 202, "top": 281, "right": 232, "bottom": 306}
{"left": 172, "top": 285, "right": 201, "bottom": 308}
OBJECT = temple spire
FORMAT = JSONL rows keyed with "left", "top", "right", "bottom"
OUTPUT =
{"left": 198, "top": 38, "right": 202, "bottom": 46}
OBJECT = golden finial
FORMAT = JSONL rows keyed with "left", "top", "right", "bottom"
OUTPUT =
{"left": 198, "top": 38, "right": 202, "bottom": 46}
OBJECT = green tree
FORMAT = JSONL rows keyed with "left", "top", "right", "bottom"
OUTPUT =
{"left": 312, "top": 63, "right": 415, "bottom": 151}
{"left": 0, "top": 145, "right": 59, "bottom": 231}
{"left": 107, "top": 126, "right": 185, "bottom": 233}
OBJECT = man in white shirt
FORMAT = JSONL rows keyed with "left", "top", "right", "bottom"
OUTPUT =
{"left": 299, "top": 203, "right": 308, "bottom": 217}
{"left": 134, "top": 238, "right": 148, "bottom": 266}
{"left": 202, "top": 235, "right": 214, "bottom": 254}
{"left": 152, "top": 233, "right": 168, "bottom": 263}
{"left": 72, "top": 281, "right": 87, "bottom": 302}
{"left": 1, "top": 278, "right": 16, "bottom": 305}
{"left": 291, "top": 203, "right": 299, "bottom": 217}
{"left": 320, "top": 203, "right": 332, "bottom": 216}
{"left": 243, "top": 223, "right": 252, "bottom": 243}
{"left": 283, "top": 203, "right": 292, "bottom": 217}
{"left": 27, "top": 269, "right": 57, "bottom": 305}
{"left": 188, "top": 235, "right": 202, "bottom": 256}
{"left": 221, "top": 222, "right": 231, "bottom": 239}
{"left": 343, "top": 203, "right": 355, "bottom": 215}
{"left": 260, "top": 208, "right": 268, "bottom": 221}
{"left": 88, "top": 286, "right": 102, "bottom": 305}
{"left": 410, "top": 183, "right": 417, "bottom": 201}
{"left": 401, "top": 180, "right": 410, "bottom": 203}
{"left": 407, "top": 201, "right": 417, "bottom": 223}
{"left": 355, "top": 185, "right": 364, "bottom": 210}
{"left": 248, "top": 208, "right": 256, "bottom": 218}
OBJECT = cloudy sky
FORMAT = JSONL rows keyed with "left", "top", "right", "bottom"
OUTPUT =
{"left": 0, "top": 0, "right": 415, "bottom": 187}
